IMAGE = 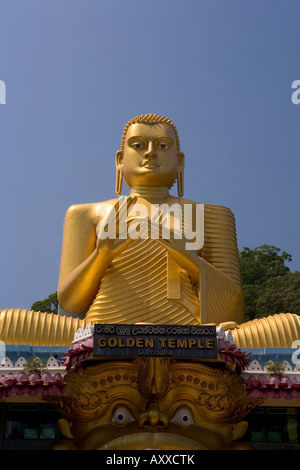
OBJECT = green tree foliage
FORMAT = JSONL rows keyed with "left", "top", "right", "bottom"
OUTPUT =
{"left": 31, "top": 292, "right": 58, "bottom": 314}
{"left": 24, "top": 357, "right": 47, "bottom": 376}
{"left": 257, "top": 271, "right": 300, "bottom": 316}
{"left": 264, "top": 360, "right": 285, "bottom": 379}
{"left": 239, "top": 245, "right": 300, "bottom": 320}
{"left": 239, "top": 244, "right": 291, "bottom": 286}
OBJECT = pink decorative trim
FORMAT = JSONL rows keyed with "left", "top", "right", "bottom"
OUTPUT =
{"left": 245, "top": 374, "right": 300, "bottom": 399}
{"left": 61, "top": 337, "right": 93, "bottom": 371}
{"left": 0, "top": 371, "right": 65, "bottom": 398}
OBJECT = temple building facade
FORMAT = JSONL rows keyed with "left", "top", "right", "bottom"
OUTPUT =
{"left": 0, "top": 324, "right": 300, "bottom": 450}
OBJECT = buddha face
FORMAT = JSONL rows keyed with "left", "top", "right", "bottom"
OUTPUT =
{"left": 118, "top": 123, "right": 184, "bottom": 189}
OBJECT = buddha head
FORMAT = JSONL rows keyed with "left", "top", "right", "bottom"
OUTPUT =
{"left": 115, "top": 113, "right": 185, "bottom": 196}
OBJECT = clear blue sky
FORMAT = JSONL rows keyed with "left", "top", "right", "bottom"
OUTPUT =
{"left": 1, "top": 0, "right": 299, "bottom": 310}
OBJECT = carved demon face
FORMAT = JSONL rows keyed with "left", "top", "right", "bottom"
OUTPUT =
{"left": 47, "top": 358, "right": 257, "bottom": 450}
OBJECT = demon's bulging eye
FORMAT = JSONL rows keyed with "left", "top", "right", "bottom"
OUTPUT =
{"left": 111, "top": 407, "right": 135, "bottom": 425}
{"left": 171, "top": 408, "right": 195, "bottom": 427}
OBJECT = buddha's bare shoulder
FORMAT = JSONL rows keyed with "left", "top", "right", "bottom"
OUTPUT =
{"left": 64, "top": 198, "right": 120, "bottom": 225}
{"left": 179, "top": 197, "right": 235, "bottom": 217}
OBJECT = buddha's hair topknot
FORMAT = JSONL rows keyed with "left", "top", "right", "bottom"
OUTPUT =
{"left": 120, "top": 113, "right": 180, "bottom": 152}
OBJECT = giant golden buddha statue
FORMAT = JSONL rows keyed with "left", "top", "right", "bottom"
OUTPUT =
{"left": 0, "top": 113, "right": 299, "bottom": 349}
{"left": 57, "top": 113, "right": 244, "bottom": 328}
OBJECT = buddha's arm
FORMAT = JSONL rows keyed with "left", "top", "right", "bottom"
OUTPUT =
{"left": 57, "top": 203, "right": 108, "bottom": 314}
{"left": 58, "top": 199, "right": 135, "bottom": 314}
{"left": 200, "top": 203, "right": 244, "bottom": 323}
{"left": 58, "top": 243, "right": 114, "bottom": 314}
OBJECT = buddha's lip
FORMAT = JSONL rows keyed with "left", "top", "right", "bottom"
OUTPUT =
{"left": 142, "top": 161, "right": 160, "bottom": 168}
{"left": 96, "top": 432, "right": 207, "bottom": 450}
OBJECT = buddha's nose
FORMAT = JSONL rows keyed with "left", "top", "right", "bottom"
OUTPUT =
{"left": 138, "top": 403, "right": 169, "bottom": 429}
{"left": 144, "top": 142, "right": 157, "bottom": 158}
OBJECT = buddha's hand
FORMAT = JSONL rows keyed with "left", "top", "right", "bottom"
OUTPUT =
{"left": 130, "top": 216, "right": 202, "bottom": 284}
{"left": 96, "top": 196, "right": 137, "bottom": 261}
{"left": 155, "top": 235, "right": 202, "bottom": 282}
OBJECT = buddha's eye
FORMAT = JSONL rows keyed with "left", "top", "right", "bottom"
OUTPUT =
{"left": 111, "top": 407, "right": 135, "bottom": 425}
{"left": 158, "top": 143, "right": 168, "bottom": 150}
{"left": 171, "top": 408, "right": 195, "bottom": 427}
{"left": 131, "top": 141, "right": 144, "bottom": 150}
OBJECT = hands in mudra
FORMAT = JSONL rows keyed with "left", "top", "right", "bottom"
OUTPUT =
{"left": 96, "top": 198, "right": 201, "bottom": 286}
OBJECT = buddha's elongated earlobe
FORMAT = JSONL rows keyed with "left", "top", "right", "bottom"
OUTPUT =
{"left": 115, "top": 150, "right": 123, "bottom": 195}
{"left": 177, "top": 169, "right": 184, "bottom": 197}
{"left": 115, "top": 167, "right": 123, "bottom": 195}
{"left": 177, "top": 152, "right": 185, "bottom": 197}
